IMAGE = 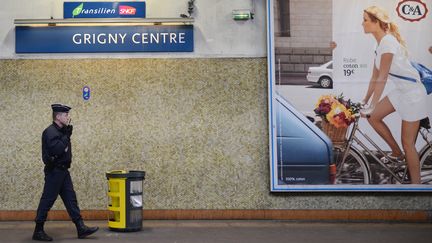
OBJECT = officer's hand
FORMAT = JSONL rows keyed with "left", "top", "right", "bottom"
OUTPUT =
{"left": 65, "top": 125, "right": 73, "bottom": 136}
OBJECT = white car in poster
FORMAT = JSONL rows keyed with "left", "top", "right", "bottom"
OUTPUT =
{"left": 307, "top": 61, "right": 333, "bottom": 88}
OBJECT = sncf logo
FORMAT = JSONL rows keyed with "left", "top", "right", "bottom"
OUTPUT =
{"left": 396, "top": 0, "right": 428, "bottom": 22}
{"left": 119, "top": 5, "right": 136, "bottom": 15}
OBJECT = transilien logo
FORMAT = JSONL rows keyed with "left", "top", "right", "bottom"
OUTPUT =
{"left": 72, "top": 3, "right": 84, "bottom": 18}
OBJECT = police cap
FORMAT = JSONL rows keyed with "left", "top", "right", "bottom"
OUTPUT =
{"left": 51, "top": 103, "right": 71, "bottom": 113}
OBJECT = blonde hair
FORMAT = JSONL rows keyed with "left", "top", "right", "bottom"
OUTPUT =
{"left": 364, "top": 6, "right": 407, "bottom": 49}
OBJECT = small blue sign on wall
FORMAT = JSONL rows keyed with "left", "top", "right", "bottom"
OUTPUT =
{"left": 15, "top": 25, "right": 194, "bottom": 53}
{"left": 83, "top": 86, "right": 90, "bottom": 100}
{"left": 64, "top": 1, "right": 146, "bottom": 18}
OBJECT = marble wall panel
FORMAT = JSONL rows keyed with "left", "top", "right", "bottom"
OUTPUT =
{"left": 0, "top": 59, "right": 430, "bottom": 210}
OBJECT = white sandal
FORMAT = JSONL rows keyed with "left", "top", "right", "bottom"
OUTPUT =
{"left": 380, "top": 153, "right": 405, "bottom": 164}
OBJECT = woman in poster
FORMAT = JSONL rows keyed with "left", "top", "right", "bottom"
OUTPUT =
{"left": 360, "top": 6, "right": 429, "bottom": 184}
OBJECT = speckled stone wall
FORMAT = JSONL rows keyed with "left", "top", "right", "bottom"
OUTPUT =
{"left": 0, "top": 59, "right": 431, "bottom": 210}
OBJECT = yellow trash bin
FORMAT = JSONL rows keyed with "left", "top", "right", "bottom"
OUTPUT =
{"left": 106, "top": 170, "right": 145, "bottom": 232}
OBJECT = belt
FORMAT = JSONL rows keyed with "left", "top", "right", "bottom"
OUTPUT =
{"left": 55, "top": 164, "right": 69, "bottom": 170}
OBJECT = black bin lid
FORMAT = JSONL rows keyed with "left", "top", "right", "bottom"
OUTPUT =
{"left": 106, "top": 170, "right": 145, "bottom": 179}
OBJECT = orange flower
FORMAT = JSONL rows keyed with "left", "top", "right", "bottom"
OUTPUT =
{"left": 315, "top": 95, "right": 337, "bottom": 109}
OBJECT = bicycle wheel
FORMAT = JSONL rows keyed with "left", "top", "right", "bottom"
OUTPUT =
{"left": 420, "top": 146, "right": 432, "bottom": 184}
{"left": 334, "top": 147, "right": 370, "bottom": 184}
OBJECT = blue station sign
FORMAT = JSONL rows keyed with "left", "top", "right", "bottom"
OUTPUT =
{"left": 15, "top": 25, "right": 194, "bottom": 53}
{"left": 64, "top": 1, "right": 146, "bottom": 18}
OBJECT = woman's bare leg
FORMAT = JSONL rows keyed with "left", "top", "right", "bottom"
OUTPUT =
{"left": 367, "top": 97, "right": 403, "bottom": 157}
{"left": 401, "top": 120, "right": 421, "bottom": 184}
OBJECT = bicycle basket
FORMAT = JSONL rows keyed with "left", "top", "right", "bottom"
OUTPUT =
{"left": 321, "top": 121, "right": 347, "bottom": 145}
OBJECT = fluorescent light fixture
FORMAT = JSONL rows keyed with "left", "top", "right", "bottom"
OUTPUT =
{"left": 14, "top": 18, "right": 194, "bottom": 27}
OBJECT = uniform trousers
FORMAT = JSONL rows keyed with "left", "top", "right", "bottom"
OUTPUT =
{"left": 35, "top": 167, "right": 82, "bottom": 223}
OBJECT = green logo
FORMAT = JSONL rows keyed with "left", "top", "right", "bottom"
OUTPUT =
{"left": 72, "top": 3, "right": 84, "bottom": 18}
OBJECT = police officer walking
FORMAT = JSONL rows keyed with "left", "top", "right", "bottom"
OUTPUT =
{"left": 33, "top": 104, "right": 99, "bottom": 241}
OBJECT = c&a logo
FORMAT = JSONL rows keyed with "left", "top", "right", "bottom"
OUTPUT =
{"left": 119, "top": 5, "right": 136, "bottom": 15}
{"left": 396, "top": 0, "right": 429, "bottom": 22}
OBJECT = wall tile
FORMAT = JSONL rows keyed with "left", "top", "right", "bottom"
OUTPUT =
{"left": 0, "top": 59, "right": 430, "bottom": 211}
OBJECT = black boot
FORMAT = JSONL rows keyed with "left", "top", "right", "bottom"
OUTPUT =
{"left": 32, "top": 222, "right": 53, "bottom": 241}
{"left": 75, "top": 220, "right": 99, "bottom": 239}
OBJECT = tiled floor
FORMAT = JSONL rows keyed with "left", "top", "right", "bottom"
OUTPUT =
{"left": 1, "top": 220, "right": 432, "bottom": 243}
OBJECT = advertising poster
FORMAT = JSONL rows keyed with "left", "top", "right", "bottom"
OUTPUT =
{"left": 267, "top": 0, "right": 432, "bottom": 191}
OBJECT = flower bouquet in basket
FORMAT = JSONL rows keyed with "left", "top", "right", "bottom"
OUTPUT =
{"left": 314, "top": 94, "right": 361, "bottom": 144}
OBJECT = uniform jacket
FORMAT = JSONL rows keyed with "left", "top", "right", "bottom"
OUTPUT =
{"left": 41, "top": 122, "right": 72, "bottom": 168}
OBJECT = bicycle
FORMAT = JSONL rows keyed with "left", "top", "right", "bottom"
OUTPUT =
{"left": 330, "top": 116, "right": 432, "bottom": 185}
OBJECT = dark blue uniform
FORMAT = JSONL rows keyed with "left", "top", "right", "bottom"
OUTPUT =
{"left": 33, "top": 104, "right": 98, "bottom": 241}
{"left": 35, "top": 122, "right": 82, "bottom": 224}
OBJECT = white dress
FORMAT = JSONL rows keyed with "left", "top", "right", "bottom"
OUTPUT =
{"left": 375, "top": 34, "right": 429, "bottom": 122}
